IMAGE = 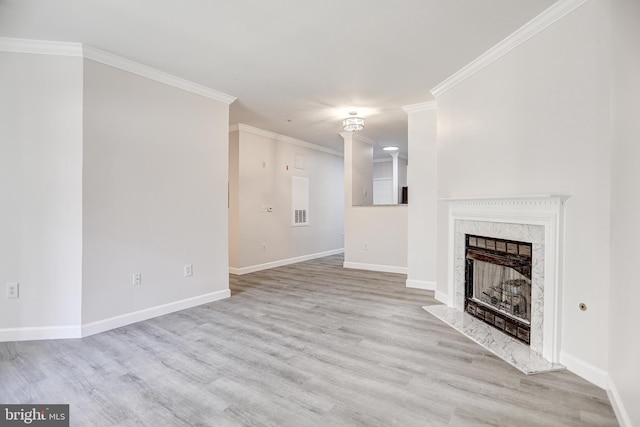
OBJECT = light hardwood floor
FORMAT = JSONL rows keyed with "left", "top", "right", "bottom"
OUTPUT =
{"left": 0, "top": 255, "right": 618, "bottom": 426}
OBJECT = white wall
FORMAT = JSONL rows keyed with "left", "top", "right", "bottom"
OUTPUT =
{"left": 374, "top": 156, "right": 408, "bottom": 205}
{"left": 609, "top": 0, "right": 640, "bottom": 424}
{"left": 406, "top": 107, "right": 437, "bottom": 290}
{"left": 398, "top": 157, "right": 407, "bottom": 203}
{"left": 0, "top": 52, "right": 83, "bottom": 337}
{"left": 343, "top": 133, "right": 408, "bottom": 273}
{"left": 345, "top": 206, "right": 408, "bottom": 273}
{"left": 435, "top": 0, "right": 611, "bottom": 383}
{"left": 373, "top": 158, "right": 392, "bottom": 179}
{"left": 229, "top": 131, "right": 240, "bottom": 269}
{"left": 373, "top": 159, "right": 393, "bottom": 205}
{"left": 82, "top": 59, "right": 231, "bottom": 325}
{"left": 229, "top": 126, "right": 344, "bottom": 273}
{"left": 351, "top": 137, "right": 373, "bottom": 206}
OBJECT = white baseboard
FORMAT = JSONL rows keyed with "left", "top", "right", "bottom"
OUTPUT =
{"left": 0, "top": 325, "right": 81, "bottom": 342}
{"left": 343, "top": 262, "right": 407, "bottom": 275}
{"left": 607, "top": 375, "right": 633, "bottom": 427}
{"left": 81, "top": 289, "right": 230, "bottom": 337}
{"left": 229, "top": 248, "right": 344, "bottom": 275}
{"left": 435, "top": 290, "right": 448, "bottom": 304}
{"left": 406, "top": 279, "right": 436, "bottom": 291}
{"left": 559, "top": 350, "right": 609, "bottom": 389}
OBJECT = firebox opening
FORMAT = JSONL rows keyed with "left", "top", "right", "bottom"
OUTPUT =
{"left": 464, "top": 234, "right": 533, "bottom": 345}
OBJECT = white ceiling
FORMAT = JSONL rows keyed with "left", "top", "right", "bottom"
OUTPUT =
{"left": 0, "top": 0, "right": 556, "bottom": 157}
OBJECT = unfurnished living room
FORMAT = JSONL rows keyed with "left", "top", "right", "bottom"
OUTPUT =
{"left": 0, "top": 0, "right": 638, "bottom": 426}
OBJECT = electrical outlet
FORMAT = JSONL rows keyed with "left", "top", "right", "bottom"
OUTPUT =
{"left": 133, "top": 273, "right": 142, "bottom": 285}
{"left": 363, "top": 242, "right": 368, "bottom": 250}
{"left": 262, "top": 243, "right": 267, "bottom": 251}
{"left": 6, "top": 282, "right": 19, "bottom": 299}
{"left": 184, "top": 264, "right": 193, "bottom": 277}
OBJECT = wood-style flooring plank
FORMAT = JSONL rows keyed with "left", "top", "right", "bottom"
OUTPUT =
{"left": 0, "top": 255, "right": 618, "bottom": 426}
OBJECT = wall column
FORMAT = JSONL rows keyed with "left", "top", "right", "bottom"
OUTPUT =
{"left": 403, "top": 101, "right": 437, "bottom": 291}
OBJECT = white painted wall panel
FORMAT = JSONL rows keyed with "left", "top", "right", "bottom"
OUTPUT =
{"left": 82, "top": 59, "right": 230, "bottom": 324}
{"left": 609, "top": 0, "right": 640, "bottom": 424}
{"left": 0, "top": 52, "right": 83, "bottom": 331}
{"left": 435, "top": 0, "right": 611, "bottom": 378}
{"left": 407, "top": 108, "right": 437, "bottom": 289}
{"left": 230, "top": 129, "right": 343, "bottom": 271}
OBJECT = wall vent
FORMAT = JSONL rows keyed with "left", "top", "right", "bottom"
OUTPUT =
{"left": 291, "top": 176, "right": 309, "bottom": 226}
{"left": 294, "top": 209, "right": 307, "bottom": 224}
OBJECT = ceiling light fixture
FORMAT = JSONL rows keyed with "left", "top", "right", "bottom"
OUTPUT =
{"left": 383, "top": 146, "right": 399, "bottom": 151}
{"left": 342, "top": 111, "right": 364, "bottom": 132}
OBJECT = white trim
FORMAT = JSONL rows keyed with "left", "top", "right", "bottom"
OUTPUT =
{"left": 430, "top": 0, "right": 589, "bottom": 97}
{"left": 435, "top": 291, "right": 448, "bottom": 304}
{"left": 231, "top": 123, "right": 343, "bottom": 157}
{"left": 559, "top": 351, "right": 609, "bottom": 389}
{"left": 229, "top": 249, "right": 344, "bottom": 275}
{"left": 82, "top": 46, "right": 236, "bottom": 104}
{"left": 340, "top": 131, "right": 376, "bottom": 147}
{"left": 352, "top": 133, "right": 376, "bottom": 146}
{"left": 0, "top": 37, "right": 82, "bottom": 56}
{"left": 607, "top": 376, "right": 633, "bottom": 427}
{"left": 343, "top": 262, "right": 407, "bottom": 275}
{"left": 373, "top": 158, "right": 393, "bottom": 163}
{"left": 402, "top": 101, "right": 437, "bottom": 113}
{"left": 81, "top": 289, "right": 230, "bottom": 337}
{"left": 406, "top": 279, "right": 436, "bottom": 291}
{"left": 0, "top": 37, "right": 236, "bottom": 104}
{"left": 0, "top": 325, "right": 81, "bottom": 342}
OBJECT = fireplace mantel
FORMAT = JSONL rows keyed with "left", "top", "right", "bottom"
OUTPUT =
{"left": 436, "top": 194, "right": 569, "bottom": 369}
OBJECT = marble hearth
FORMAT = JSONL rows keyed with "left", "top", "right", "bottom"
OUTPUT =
{"left": 426, "top": 195, "right": 568, "bottom": 374}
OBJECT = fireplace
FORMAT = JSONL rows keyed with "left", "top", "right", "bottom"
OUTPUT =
{"left": 464, "top": 234, "right": 532, "bottom": 345}
{"left": 423, "top": 195, "right": 568, "bottom": 372}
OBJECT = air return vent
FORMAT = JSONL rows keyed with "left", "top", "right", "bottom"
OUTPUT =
{"left": 294, "top": 209, "right": 307, "bottom": 224}
{"left": 291, "top": 176, "right": 309, "bottom": 226}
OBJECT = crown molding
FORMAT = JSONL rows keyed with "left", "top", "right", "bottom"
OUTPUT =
{"left": 402, "top": 101, "right": 437, "bottom": 113}
{"left": 338, "top": 131, "right": 376, "bottom": 146}
{"left": 0, "top": 37, "right": 82, "bottom": 56}
{"left": 430, "top": 0, "right": 589, "bottom": 97}
{"left": 352, "top": 132, "right": 376, "bottom": 146}
{"left": 0, "top": 37, "right": 236, "bottom": 105}
{"left": 231, "top": 123, "right": 343, "bottom": 157}
{"left": 82, "top": 46, "right": 236, "bottom": 105}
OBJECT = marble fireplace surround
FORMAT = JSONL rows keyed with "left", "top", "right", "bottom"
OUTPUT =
{"left": 427, "top": 195, "right": 568, "bottom": 373}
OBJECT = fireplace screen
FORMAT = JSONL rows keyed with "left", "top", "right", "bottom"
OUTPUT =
{"left": 471, "top": 260, "right": 531, "bottom": 323}
{"left": 465, "top": 235, "right": 532, "bottom": 344}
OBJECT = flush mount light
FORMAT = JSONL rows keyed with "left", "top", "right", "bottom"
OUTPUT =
{"left": 342, "top": 111, "right": 364, "bottom": 132}
{"left": 383, "top": 146, "right": 399, "bottom": 151}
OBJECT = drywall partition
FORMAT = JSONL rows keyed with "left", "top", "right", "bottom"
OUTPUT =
{"left": 434, "top": 0, "right": 611, "bottom": 387}
{"left": 609, "top": 0, "right": 640, "bottom": 424}
{"left": 351, "top": 136, "right": 373, "bottom": 206}
{"left": 81, "top": 58, "right": 231, "bottom": 329}
{"left": 0, "top": 52, "right": 84, "bottom": 340}
{"left": 229, "top": 125, "right": 344, "bottom": 274}
{"left": 229, "top": 131, "right": 240, "bottom": 269}
{"left": 343, "top": 132, "right": 408, "bottom": 273}
{"left": 404, "top": 103, "right": 437, "bottom": 290}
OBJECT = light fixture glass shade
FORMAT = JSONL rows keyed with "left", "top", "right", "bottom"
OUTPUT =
{"left": 383, "top": 146, "right": 399, "bottom": 151}
{"left": 343, "top": 115, "right": 364, "bottom": 131}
